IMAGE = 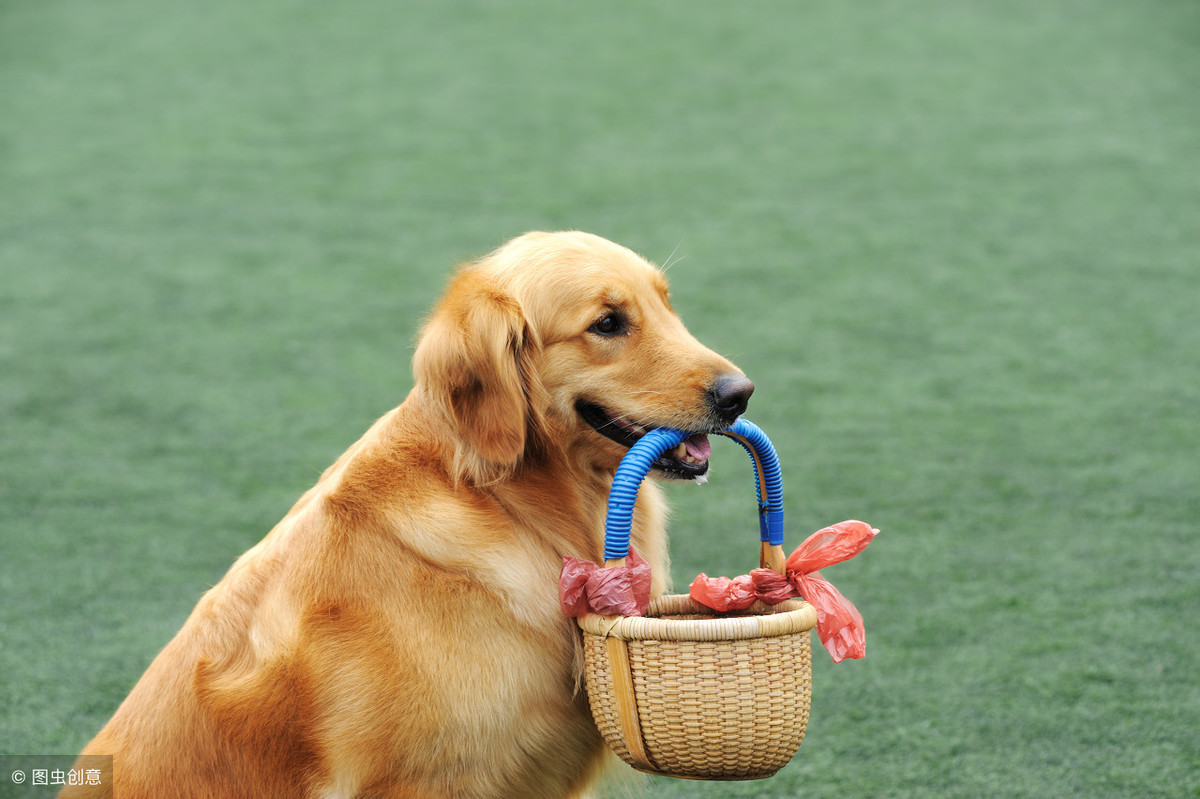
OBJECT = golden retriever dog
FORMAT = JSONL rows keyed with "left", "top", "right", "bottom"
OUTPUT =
{"left": 64, "top": 231, "right": 753, "bottom": 799}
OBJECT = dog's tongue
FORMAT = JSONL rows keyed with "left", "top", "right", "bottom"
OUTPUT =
{"left": 684, "top": 433, "right": 711, "bottom": 461}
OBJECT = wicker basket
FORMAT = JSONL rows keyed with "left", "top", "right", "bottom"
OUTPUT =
{"left": 578, "top": 419, "right": 817, "bottom": 780}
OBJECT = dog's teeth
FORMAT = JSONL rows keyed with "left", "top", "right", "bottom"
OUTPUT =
{"left": 671, "top": 441, "right": 707, "bottom": 465}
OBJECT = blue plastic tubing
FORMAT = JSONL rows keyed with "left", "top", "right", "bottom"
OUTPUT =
{"left": 602, "top": 418, "right": 784, "bottom": 562}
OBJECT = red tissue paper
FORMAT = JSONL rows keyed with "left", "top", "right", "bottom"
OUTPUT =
{"left": 689, "top": 520, "right": 879, "bottom": 663}
{"left": 559, "top": 548, "right": 652, "bottom": 618}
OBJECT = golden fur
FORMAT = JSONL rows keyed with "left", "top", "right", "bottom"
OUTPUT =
{"left": 63, "top": 231, "right": 750, "bottom": 799}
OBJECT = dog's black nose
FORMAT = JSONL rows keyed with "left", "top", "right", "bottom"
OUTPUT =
{"left": 710, "top": 374, "right": 754, "bottom": 422}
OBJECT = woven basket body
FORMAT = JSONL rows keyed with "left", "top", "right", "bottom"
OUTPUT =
{"left": 579, "top": 594, "right": 816, "bottom": 780}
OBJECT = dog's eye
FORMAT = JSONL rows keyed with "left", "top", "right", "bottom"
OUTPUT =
{"left": 589, "top": 312, "right": 626, "bottom": 337}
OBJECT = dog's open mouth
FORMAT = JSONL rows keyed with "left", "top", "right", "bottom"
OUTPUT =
{"left": 576, "top": 401, "right": 712, "bottom": 479}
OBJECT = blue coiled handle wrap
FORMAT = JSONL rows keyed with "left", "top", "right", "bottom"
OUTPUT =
{"left": 602, "top": 418, "right": 784, "bottom": 561}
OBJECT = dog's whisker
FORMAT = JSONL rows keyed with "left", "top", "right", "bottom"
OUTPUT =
{"left": 659, "top": 238, "right": 686, "bottom": 273}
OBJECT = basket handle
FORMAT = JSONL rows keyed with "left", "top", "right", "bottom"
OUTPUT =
{"left": 602, "top": 418, "right": 786, "bottom": 573}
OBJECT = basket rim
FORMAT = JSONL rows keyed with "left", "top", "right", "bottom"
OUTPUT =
{"left": 576, "top": 594, "right": 817, "bottom": 641}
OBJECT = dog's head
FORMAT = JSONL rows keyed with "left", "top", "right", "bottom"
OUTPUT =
{"left": 413, "top": 231, "right": 752, "bottom": 485}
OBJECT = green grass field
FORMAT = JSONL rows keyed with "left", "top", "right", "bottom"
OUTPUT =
{"left": 3, "top": 1, "right": 1198, "bottom": 796}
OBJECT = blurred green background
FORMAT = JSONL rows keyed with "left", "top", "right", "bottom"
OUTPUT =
{"left": 2, "top": 1, "right": 1197, "bottom": 796}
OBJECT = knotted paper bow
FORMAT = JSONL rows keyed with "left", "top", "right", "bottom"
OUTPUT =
{"left": 559, "top": 548, "right": 652, "bottom": 618}
{"left": 689, "top": 520, "right": 879, "bottom": 663}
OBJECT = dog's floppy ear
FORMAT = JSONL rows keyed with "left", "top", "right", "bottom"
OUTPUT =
{"left": 413, "top": 268, "right": 542, "bottom": 485}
